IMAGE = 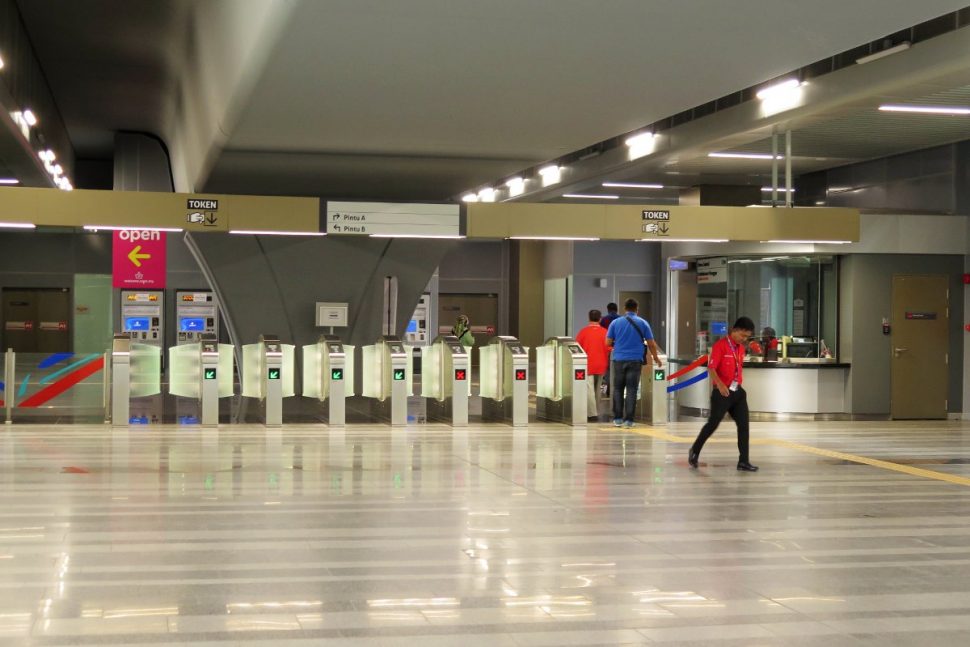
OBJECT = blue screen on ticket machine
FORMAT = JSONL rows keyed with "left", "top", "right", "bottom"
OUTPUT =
{"left": 179, "top": 317, "right": 205, "bottom": 332}
{"left": 124, "top": 317, "right": 150, "bottom": 332}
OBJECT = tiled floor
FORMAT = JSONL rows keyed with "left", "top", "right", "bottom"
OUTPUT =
{"left": 1, "top": 419, "right": 970, "bottom": 645}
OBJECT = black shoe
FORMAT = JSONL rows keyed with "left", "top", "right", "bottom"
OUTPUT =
{"left": 688, "top": 449, "right": 699, "bottom": 468}
{"left": 737, "top": 462, "right": 759, "bottom": 472}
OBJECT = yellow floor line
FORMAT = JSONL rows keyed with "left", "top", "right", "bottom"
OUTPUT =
{"left": 611, "top": 425, "right": 970, "bottom": 488}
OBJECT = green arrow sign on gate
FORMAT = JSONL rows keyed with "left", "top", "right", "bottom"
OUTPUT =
{"left": 204, "top": 368, "right": 217, "bottom": 380}
{"left": 268, "top": 368, "right": 281, "bottom": 380}
{"left": 393, "top": 369, "right": 405, "bottom": 381}
{"left": 331, "top": 368, "right": 343, "bottom": 381}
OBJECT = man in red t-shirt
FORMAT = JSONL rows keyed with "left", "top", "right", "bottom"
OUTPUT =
{"left": 576, "top": 309, "right": 610, "bottom": 421}
{"left": 689, "top": 316, "right": 759, "bottom": 472}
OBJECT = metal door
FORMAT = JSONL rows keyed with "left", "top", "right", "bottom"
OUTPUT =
{"left": 1, "top": 288, "right": 71, "bottom": 354}
{"left": 890, "top": 274, "right": 948, "bottom": 420}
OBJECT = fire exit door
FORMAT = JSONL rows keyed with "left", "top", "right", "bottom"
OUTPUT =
{"left": 890, "top": 274, "right": 948, "bottom": 420}
{"left": 2, "top": 288, "right": 72, "bottom": 353}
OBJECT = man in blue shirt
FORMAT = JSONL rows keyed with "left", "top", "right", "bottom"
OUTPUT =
{"left": 606, "top": 298, "right": 663, "bottom": 428}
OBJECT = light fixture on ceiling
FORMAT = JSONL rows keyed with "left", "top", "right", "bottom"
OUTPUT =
{"left": 0, "top": 178, "right": 20, "bottom": 185}
{"left": 625, "top": 132, "right": 655, "bottom": 160}
{"left": 755, "top": 78, "right": 800, "bottom": 101}
{"left": 0, "top": 222, "right": 36, "bottom": 229}
{"left": 509, "top": 236, "right": 600, "bottom": 241}
{"left": 602, "top": 182, "right": 664, "bottom": 189}
{"left": 461, "top": 193, "right": 478, "bottom": 202}
{"left": 229, "top": 230, "right": 325, "bottom": 236}
{"left": 83, "top": 225, "right": 183, "bottom": 232}
{"left": 761, "top": 187, "right": 795, "bottom": 192}
{"left": 856, "top": 42, "right": 910, "bottom": 65}
{"left": 478, "top": 187, "right": 497, "bottom": 202}
{"left": 879, "top": 104, "right": 970, "bottom": 115}
{"left": 638, "top": 238, "right": 728, "bottom": 243}
{"left": 505, "top": 177, "right": 525, "bottom": 197}
{"left": 708, "top": 152, "right": 782, "bottom": 160}
{"left": 0, "top": 54, "right": 4, "bottom": 70}
{"left": 765, "top": 239, "right": 851, "bottom": 244}
{"left": 562, "top": 193, "right": 619, "bottom": 200}
{"left": 538, "top": 165, "right": 562, "bottom": 187}
{"left": 756, "top": 78, "right": 803, "bottom": 116}
{"left": 22, "top": 109, "right": 37, "bottom": 126}
{"left": 40, "top": 149, "right": 55, "bottom": 162}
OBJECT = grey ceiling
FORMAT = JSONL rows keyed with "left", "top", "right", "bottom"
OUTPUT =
{"left": 14, "top": 0, "right": 970, "bottom": 200}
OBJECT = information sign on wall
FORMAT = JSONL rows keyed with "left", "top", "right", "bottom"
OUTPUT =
{"left": 112, "top": 230, "right": 167, "bottom": 289}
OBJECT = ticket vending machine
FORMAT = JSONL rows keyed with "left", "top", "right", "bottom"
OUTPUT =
{"left": 176, "top": 291, "right": 219, "bottom": 344}
{"left": 120, "top": 291, "right": 163, "bottom": 351}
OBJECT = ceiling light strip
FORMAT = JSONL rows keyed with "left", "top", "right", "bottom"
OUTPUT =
{"left": 229, "top": 230, "right": 325, "bottom": 236}
{"left": 562, "top": 194, "right": 619, "bottom": 200}
{"left": 878, "top": 104, "right": 970, "bottom": 115}
{"left": 509, "top": 236, "right": 600, "bottom": 241}
{"left": 602, "top": 182, "right": 664, "bottom": 189}
{"left": 83, "top": 225, "right": 183, "bottom": 232}
{"left": 0, "top": 222, "right": 36, "bottom": 229}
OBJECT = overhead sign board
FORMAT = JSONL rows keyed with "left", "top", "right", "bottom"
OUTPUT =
{"left": 112, "top": 230, "right": 167, "bottom": 289}
{"left": 326, "top": 201, "right": 459, "bottom": 237}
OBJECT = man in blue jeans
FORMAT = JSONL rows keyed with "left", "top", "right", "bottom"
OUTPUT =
{"left": 605, "top": 298, "right": 663, "bottom": 428}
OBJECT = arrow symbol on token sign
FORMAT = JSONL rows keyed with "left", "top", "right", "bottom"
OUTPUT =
{"left": 659, "top": 223, "right": 669, "bottom": 234}
{"left": 205, "top": 213, "right": 218, "bottom": 225}
{"left": 127, "top": 245, "right": 151, "bottom": 268}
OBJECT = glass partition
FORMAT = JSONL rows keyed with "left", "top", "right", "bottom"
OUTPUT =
{"left": 721, "top": 254, "right": 838, "bottom": 359}
{"left": 9, "top": 351, "right": 107, "bottom": 417}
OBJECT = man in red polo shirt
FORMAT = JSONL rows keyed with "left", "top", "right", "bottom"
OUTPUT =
{"left": 576, "top": 309, "right": 610, "bottom": 421}
{"left": 689, "top": 317, "right": 759, "bottom": 472}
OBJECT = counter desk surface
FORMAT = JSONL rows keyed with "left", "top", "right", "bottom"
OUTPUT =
{"left": 668, "top": 357, "right": 850, "bottom": 414}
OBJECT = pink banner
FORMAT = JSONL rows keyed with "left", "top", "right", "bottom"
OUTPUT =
{"left": 112, "top": 230, "right": 167, "bottom": 288}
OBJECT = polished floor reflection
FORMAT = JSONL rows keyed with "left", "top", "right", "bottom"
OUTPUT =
{"left": 2, "top": 420, "right": 970, "bottom": 645}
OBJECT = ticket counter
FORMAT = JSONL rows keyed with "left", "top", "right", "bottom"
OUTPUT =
{"left": 672, "top": 358, "right": 850, "bottom": 416}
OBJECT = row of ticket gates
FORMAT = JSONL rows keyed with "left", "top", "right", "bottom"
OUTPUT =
{"left": 110, "top": 334, "right": 669, "bottom": 428}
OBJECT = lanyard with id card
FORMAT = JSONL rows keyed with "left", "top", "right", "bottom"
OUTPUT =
{"left": 726, "top": 338, "right": 742, "bottom": 392}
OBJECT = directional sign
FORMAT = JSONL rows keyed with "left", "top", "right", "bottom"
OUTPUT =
{"left": 515, "top": 369, "right": 527, "bottom": 381}
{"left": 393, "top": 369, "right": 406, "bottom": 381}
{"left": 574, "top": 369, "right": 586, "bottom": 381}
{"left": 331, "top": 368, "right": 343, "bottom": 381}
{"left": 204, "top": 368, "right": 217, "bottom": 380}
{"left": 326, "top": 201, "right": 459, "bottom": 237}
{"left": 654, "top": 369, "right": 666, "bottom": 381}
{"left": 454, "top": 369, "right": 467, "bottom": 381}
{"left": 268, "top": 368, "right": 281, "bottom": 380}
{"left": 112, "top": 230, "right": 166, "bottom": 288}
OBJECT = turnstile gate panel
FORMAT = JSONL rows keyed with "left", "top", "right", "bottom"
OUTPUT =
{"left": 536, "top": 336, "right": 588, "bottom": 426}
{"left": 480, "top": 335, "right": 529, "bottom": 426}
{"left": 168, "top": 336, "right": 235, "bottom": 425}
{"left": 302, "top": 335, "right": 353, "bottom": 426}
{"left": 362, "top": 336, "right": 410, "bottom": 426}
{"left": 422, "top": 335, "right": 469, "bottom": 426}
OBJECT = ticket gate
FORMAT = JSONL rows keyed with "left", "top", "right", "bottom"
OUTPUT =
{"left": 636, "top": 354, "right": 669, "bottom": 425}
{"left": 169, "top": 335, "right": 234, "bottom": 425}
{"left": 242, "top": 335, "right": 296, "bottom": 426}
{"left": 480, "top": 335, "right": 529, "bottom": 426}
{"left": 362, "top": 336, "right": 411, "bottom": 426}
{"left": 302, "top": 335, "right": 355, "bottom": 426}
{"left": 111, "top": 334, "right": 162, "bottom": 426}
{"left": 421, "top": 335, "right": 469, "bottom": 426}
{"left": 536, "top": 336, "right": 588, "bottom": 426}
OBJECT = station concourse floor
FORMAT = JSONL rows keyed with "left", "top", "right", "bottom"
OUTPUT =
{"left": 1, "top": 420, "right": 970, "bottom": 646}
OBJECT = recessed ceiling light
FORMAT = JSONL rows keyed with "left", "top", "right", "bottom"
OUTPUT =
{"left": 856, "top": 42, "right": 910, "bottom": 65}
{"left": 369, "top": 234, "right": 465, "bottom": 239}
{"left": 461, "top": 193, "right": 478, "bottom": 203}
{"left": 638, "top": 238, "right": 728, "bottom": 243}
{"left": 879, "top": 104, "right": 970, "bottom": 115}
{"left": 625, "top": 132, "right": 655, "bottom": 160}
{"left": 0, "top": 222, "right": 35, "bottom": 229}
{"left": 229, "top": 230, "right": 325, "bottom": 236}
{"left": 562, "top": 194, "right": 619, "bottom": 200}
{"left": 603, "top": 182, "right": 664, "bottom": 189}
{"left": 0, "top": 54, "right": 5, "bottom": 70}
{"left": 765, "top": 240, "right": 851, "bottom": 244}
{"left": 478, "top": 187, "right": 497, "bottom": 202}
{"left": 761, "top": 187, "right": 795, "bottom": 192}
{"left": 708, "top": 152, "right": 782, "bottom": 160}
{"left": 0, "top": 178, "right": 20, "bottom": 185}
{"left": 22, "top": 109, "right": 37, "bottom": 126}
{"left": 83, "top": 225, "right": 183, "bottom": 232}
{"left": 505, "top": 177, "right": 525, "bottom": 197}
{"left": 509, "top": 236, "right": 600, "bottom": 241}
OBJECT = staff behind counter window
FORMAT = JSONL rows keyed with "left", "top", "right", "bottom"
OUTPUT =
{"left": 746, "top": 326, "right": 779, "bottom": 361}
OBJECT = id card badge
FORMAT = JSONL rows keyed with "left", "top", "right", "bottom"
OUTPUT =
{"left": 729, "top": 380, "right": 739, "bottom": 392}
